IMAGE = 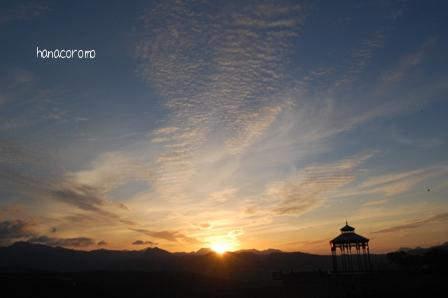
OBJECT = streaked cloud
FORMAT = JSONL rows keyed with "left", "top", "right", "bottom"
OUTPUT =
{"left": 97, "top": 240, "right": 107, "bottom": 246}
{"left": 51, "top": 183, "right": 124, "bottom": 217}
{"left": 335, "top": 32, "right": 383, "bottom": 87}
{"left": 0, "top": 149, "right": 145, "bottom": 227}
{"left": 131, "top": 228, "right": 201, "bottom": 245}
{"left": 49, "top": 151, "right": 151, "bottom": 220}
{"left": 28, "top": 235, "right": 95, "bottom": 247}
{"left": 65, "top": 151, "right": 151, "bottom": 194}
{"left": 338, "top": 165, "right": 448, "bottom": 198}
{"left": 362, "top": 199, "right": 388, "bottom": 207}
{"left": 373, "top": 212, "right": 448, "bottom": 234}
{"left": 0, "top": 219, "right": 35, "bottom": 245}
{"left": 132, "top": 239, "right": 157, "bottom": 246}
{"left": 265, "top": 152, "right": 373, "bottom": 215}
{"left": 380, "top": 38, "right": 435, "bottom": 85}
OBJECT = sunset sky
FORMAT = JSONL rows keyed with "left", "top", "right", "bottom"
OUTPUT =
{"left": 1, "top": 0, "right": 447, "bottom": 254}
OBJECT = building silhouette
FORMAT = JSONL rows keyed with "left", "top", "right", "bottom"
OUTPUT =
{"left": 330, "top": 221, "right": 371, "bottom": 272}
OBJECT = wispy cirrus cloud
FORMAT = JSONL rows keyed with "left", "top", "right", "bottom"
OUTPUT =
{"left": 127, "top": 1, "right": 436, "bottom": 246}
{"left": 335, "top": 32, "right": 384, "bottom": 87}
{"left": 334, "top": 165, "right": 448, "bottom": 198}
{"left": 65, "top": 151, "right": 151, "bottom": 193}
{"left": 373, "top": 212, "right": 448, "bottom": 234}
{"left": 135, "top": 0, "right": 307, "bottom": 200}
{"left": 380, "top": 38, "right": 435, "bottom": 85}
{"left": 262, "top": 152, "right": 374, "bottom": 215}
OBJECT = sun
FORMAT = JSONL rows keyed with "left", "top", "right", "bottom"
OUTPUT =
{"left": 211, "top": 242, "right": 230, "bottom": 255}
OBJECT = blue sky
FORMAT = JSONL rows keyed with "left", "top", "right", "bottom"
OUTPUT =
{"left": 0, "top": 0, "right": 447, "bottom": 253}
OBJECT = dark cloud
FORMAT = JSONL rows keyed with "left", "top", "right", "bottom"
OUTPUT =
{"left": 1, "top": 171, "right": 134, "bottom": 225}
{"left": 28, "top": 235, "right": 95, "bottom": 247}
{"left": 51, "top": 182, "right": 135, "bottom": 226}
{"left": 0, "top": 143, "right": 133, "bottom": 227}
{"left": 51, "top": 184, "right": 106, "bottom": 214}
{"left": 132, "top": 240, "right": 156, "bottom": 246}
{"left": 0, "top": 219, "right": 34, "bottom": 244}
{"left": 50, "top": 182, "right": 134, "bottom": 224}
{"left": 97, "top": 240, "right": 107, "bottom": 246}
{"left": 61, "top": 213, "right": 136, "bottom": 230}
{"left": 373, "top": 212, "right": 448, "bottom": 233}
{"left": 131, "top": 228, "right": 200, "bottom": 244}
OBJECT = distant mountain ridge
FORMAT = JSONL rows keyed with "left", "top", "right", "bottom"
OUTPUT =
{"left": 8, "top": 241, "right": 443, "bottom": 278}
{"left": 181, "top": 247, "right": 283, "bottom": 256}
{"left": 396, "top": 241, "right": 448, "bottom": 255}
{"left": 0, "top": 242, "right": 331, "bottom": 280}
{"left": 235, "top": 248, "right": 283, "bottom": 255}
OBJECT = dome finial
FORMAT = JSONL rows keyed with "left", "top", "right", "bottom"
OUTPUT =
{"left": 346, "top": 219, "right": 348, "bottom": 225}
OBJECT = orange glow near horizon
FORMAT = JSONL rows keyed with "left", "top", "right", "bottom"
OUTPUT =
{"left": 211, "top": 242, "right": 231, "bottom": 254}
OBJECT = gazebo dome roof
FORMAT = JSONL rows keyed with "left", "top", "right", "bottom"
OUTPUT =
{"left": 330, "top": 221, "right": 369, "bottom": 244}
{"left": 340, "top": 224, "right": 355, "bottom": 232}
{"left": 331, "top": 232, "right": 369, "bottom": 244}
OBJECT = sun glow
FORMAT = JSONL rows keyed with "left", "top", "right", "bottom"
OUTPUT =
{"left": 211, "top": 242, "right": 231, "bottom": 254}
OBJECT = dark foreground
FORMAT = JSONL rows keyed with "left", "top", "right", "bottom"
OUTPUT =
{"left": 1, "top": 271, "right": 447, "bottom": 298}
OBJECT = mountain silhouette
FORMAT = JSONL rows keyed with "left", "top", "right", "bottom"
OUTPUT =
{"left": 192, "top": 247, "right": 214, "bottom": 255}
{"left": 235, "top": 248, "right": 283, "bottom": 255}
{"left": 0, "top": 241, "right": 332, "bottom": 280}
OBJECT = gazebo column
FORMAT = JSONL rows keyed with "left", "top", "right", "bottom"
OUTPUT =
{"left": 331, "top": 245, "right": 337, "bottom": 272}
{"left": 346, "top": 244, "right": 350, "bottom": 271}
{"left": 343, "top": 245, "right": 348, "bottom": 272}
{"left": 348, "top": 244, "right": 353, "bottom": 271}
{"left": 339, "top": 246, "right": 343, "bottom": 271}
{"left": 367, "top": 244, "right": 371, "bottom": 271}
{"left": 356, "top": 244, "right": 362, "bottom": 271}
{"left": 340, "top": 245, "right": 346, "bottom": 271}
{"left": 362, "top": 244, "right": 369, "bottom": 271}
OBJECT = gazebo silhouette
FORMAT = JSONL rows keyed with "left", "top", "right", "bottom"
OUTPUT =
{"left": 330, "top": 221, "right": 371, "bottom": 272}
